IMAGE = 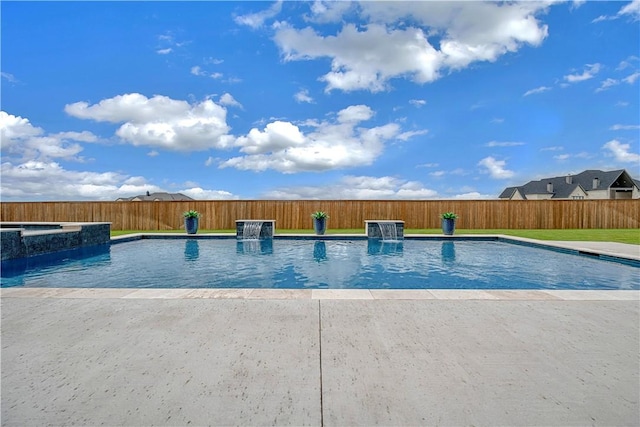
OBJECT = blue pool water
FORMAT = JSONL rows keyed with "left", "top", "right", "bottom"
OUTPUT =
{"left": 1, "top": 238, "right": 638, "bottom": 290}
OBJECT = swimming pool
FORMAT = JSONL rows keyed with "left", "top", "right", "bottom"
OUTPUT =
{"left": 1, "top": 238, "right": 638, "bottom": 290}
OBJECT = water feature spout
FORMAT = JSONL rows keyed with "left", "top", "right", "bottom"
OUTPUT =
{"left": 378, "top": 222, "right": 399, "bottom": 242}
{"left": 365, "top": 220, "right": 404, "bottom": 240}
{"left": 242, "top": 221, "right": 264, "bottom": 240}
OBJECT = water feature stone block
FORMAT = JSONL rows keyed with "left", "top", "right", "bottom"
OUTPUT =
{"left": 235, "top": 220, "right": 275, "bottom": 239}
{"left": 1, "top": 230, "right": 24, "bottom": 261}
{"left": 365, "top": 220, "right": 404, "bottom": 239}
{"left": 0, "top": 222, "right": 111, "bottom": 261}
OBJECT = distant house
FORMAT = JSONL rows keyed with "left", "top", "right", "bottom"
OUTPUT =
{"left": 499, "top": 169, "right": 640, "bottom": 200}
{"left": 116, "top": 192, "right": 194, "bottom": 202}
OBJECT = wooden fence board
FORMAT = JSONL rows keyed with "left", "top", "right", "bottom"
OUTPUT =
{"left": 1, "top": 200, "right": 638, "bottom": 230}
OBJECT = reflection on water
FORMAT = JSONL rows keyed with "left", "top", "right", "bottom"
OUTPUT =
{"left": 367, "top": 239, "right": 403, "bottom": 255}
{"left": 236, "top": 239, "right": 273, "bottom": 255}
{"left": 441, "top": 241, "right": 456, "bottom": 263}
{"left": 184, "top": 240, "right": 200, "bottom": 261}
{"left": 313, "top": 241, "right": 327, "bottom": 262}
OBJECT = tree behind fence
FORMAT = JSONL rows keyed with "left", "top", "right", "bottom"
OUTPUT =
{"left": 1, "top": 200, "right": 639, "bottom": 230}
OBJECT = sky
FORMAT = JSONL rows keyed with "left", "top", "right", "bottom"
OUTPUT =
{"left": 1, "top": 1, "right": 639, "bottom": 201}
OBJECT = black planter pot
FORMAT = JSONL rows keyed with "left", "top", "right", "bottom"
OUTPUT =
{"left": 441, "top": 218, "right": 456, "bottom": 236}
{"left": 185, "top": 217, "right": 199, "bottom": 234}
{"left": 313, "top": 218, "right": 327, "bottom": 235}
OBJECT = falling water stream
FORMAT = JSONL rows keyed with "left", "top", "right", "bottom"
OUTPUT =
{"left": 378, "top": 222, "right": 399, "bottom": 242}
{"left": 242, "top": 221, "right": 263, "bottom": 240}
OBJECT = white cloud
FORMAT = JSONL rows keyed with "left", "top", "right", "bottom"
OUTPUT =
{"left": 484, "top": 141, "right": 525, "bottom": 147}
{"left": 563, "top": 63, "right": 601, "bottom": 83}
{"left": 478, "top": 156, "right": 514, "bottom": 179}
{"left": 155, "top": 31, "right": 190, "bottom": 55}
{"left": 273, "top": 2, "right": 550, "bottom": 92}
{"left": 1, "top": 72, "right": 18, "bottom": 83}
{"left": 491, "top": 118, "right": 505, "bottom": 124}
{"left": 219, "top": 93, "right": 242, "bottom": 108}
{"left": 53, "top": 131, "right": 97, "bottom": 143}
{"left": 0, "top": 111, "right": 238, "bottom": 201}
{"left": 619, "top": 0, "right": 640, "bottom": 20}
{"left": 396, "top": 129, "right": 428, "bottom": 142}
{"left": 617, "top": 55, "right": 640, "bottom": 71}
{"left": 234, "top": 121, "right": 306, "bottom": 155}
{"left": 0, "top": 160, "right": 150, "bottom": 201}
{"left": 262, "top": 175, "right": 438, "bottom": 199}
{"left": 221, "top": 105, "right": 402, "bottom": 173}
{"left": 179, "top": 187, "right": 240, "bottom": 200}
{"left": 204, "top": 57, "right": 224, "bottom": 65}
{"left": 191, "top": 66, "right": 223, "bottom": 79}
{"left": 65, "top": 93, "right": 233, "bottom": 152}
{"left": 553, "top": 151, "right": 592, "bottom": 161}
{"left": 294, "top": 89, "right": 314, "bottom": 103}
{"left": 0, "top": 111, "right": 96, "bottom": 162}
{"left": 191, "top": 66, "right": 205, "bottom": 76}
{"left": 409, "top": 99, "right": 426, "bottom": 107}
{"left": 610, "top": 124, "right": 640, "bottom": 131}
{"left": 338, "top": 104, "right": 374, "bottom": 122}
{"left": 305, "top": 1, "right": 354, "bottom": 24}
{"left": 623, "top": 72, "right": 640, "bottom": 84}
{"left": 595, "top": 78, "right": 619, "bottom": 92}
{"left": 591, "top": 15, "right": 609, "bottom": 23}
{"left": 592, "top": 0, "right": 640, "bottom": 22}
{"left": 429, "top": 171, "right": 446, "bottom": 178}
{"left": 235, "top": 1, "right": 283, "bottom": 28}
{"left": 0, "top": 160, "right": 239, "bottom": 201}
{"left": 0, "top": 111, "right": 43, "bottom": 143}
{"left": 523, "top": 86, "right": 551, "bottom": 96}
{"left": 453, "top": 192, "right": 493, "bottom": 200}
{"left": 596, "top": 71, "right": 639, "bottom": 92}
{"left": 571, "top": 0, "right": 587, "bottom": 9}
{"left": 602, "top": 139, "right": 640, "bottom": 163}
{"left": 540, "top": 146, "right": 564, "bottom": 151}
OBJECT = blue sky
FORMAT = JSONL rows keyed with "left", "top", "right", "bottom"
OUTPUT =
{"left": 1, "top": 1, "right": 639, "bottom": 201}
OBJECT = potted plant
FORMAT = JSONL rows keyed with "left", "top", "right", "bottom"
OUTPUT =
{"left": 183, "top": 210, "right": 201, "bottom": 234}
{"left": 311, "top": 211, "right": 329, "bottom": 235}
{"left": 440, "top": 212, "right": 458, "bottom": 236}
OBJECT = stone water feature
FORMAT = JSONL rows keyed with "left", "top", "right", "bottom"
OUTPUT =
{"left": 0, "top": 222, "right": 111, "bottom": 261}
{"left": 235, "top": 220, "right": 275, "bottom": 240}
{"left": 365, "top": 220, "right": 404, "bottom": 241}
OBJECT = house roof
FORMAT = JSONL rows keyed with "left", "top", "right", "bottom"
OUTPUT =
{"left": 499, "top": 169, "right": 639, "bottom": 199}
{"left": 498, "top": 187, "right": 521, "bottom": 199}
{"left": 116, "top": 192, "right": 194, "bottom": 201}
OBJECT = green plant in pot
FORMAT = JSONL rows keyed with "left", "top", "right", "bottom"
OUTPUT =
{"left": 440, "top": 212, "right": 458, "bottom": 236}
{"left": 183, "top": 210, "right": 201, "bottom": 234}
{"left": 311, "top": 211, "right": 329, "bottom": 235}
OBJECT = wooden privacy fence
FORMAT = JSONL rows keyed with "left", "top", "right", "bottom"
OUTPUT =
{"left": 1, "top": 200, "right": 639, "bottom": 230}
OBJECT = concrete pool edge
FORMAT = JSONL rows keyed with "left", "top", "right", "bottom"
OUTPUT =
{"left": 1, "top": 287, "right": 638, "bottom": 301}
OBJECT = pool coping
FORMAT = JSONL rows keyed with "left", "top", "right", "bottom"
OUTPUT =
{"left": 2, "top": 233, "right": 638, "bottom": 301}
{"left": 1, "top": 287, "right": 638, "bottom": 301}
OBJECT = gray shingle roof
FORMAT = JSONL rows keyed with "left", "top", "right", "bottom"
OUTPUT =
{"left": 117, "top": 192, "right": 194, "bottom": 201}
{"left": 499, "top": 169, "right": 638, "bottom": 199}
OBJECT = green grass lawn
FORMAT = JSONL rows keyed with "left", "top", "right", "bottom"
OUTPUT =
{"left": 111, "top": 228, "right": 639, "bottom": 244}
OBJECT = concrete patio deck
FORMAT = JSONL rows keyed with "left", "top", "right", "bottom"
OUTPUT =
{"left": 2, "top": 291, "right": 638, "bottom": 426}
